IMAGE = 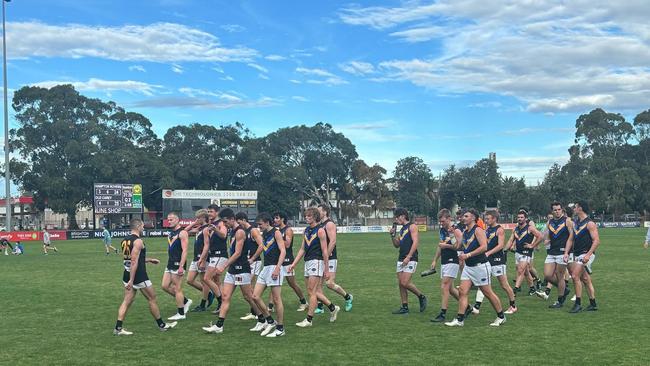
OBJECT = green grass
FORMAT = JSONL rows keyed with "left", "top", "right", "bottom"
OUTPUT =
{"left": 1, "top": 228, "right": 649, "bottom": 365}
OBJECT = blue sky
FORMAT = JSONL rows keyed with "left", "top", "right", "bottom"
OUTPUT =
{"left": 5, "top": 0, "right": 650, "bottom": 186}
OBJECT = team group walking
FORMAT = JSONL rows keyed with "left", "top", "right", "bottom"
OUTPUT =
{"left": 113, "top": 200, "right": 600, "bottom": 335}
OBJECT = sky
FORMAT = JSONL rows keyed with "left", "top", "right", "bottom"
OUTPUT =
{"left": 4, "top": 0, "right": 650, "bottom": 188}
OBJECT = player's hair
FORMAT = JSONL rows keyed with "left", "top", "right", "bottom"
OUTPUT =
{"left": 235, "top": 212, "right": 248, "bottom": 221}
{"left": 195, "top": 209, "right": 209, "bottom": 221}
{"left": 565, "top": 205, "right": 574, "bottom": 217}
{"left": 575, "top": 200, "right": 590, "bottom": 213}
{"left": 207, "top": 204, "right": 220, "bottom": 211}
{"left": 304, "top": 207, "right": 321, "bottom": 222}
{"left": 219, "top": 208, "right": 235, "bottom": 219}
{"left": 437, "top": 208, "right": 452, "bottom": 219}
{"left": 467, "top": 208, "right": 480, "bottom": 222}
{"left": 129, "top": 218, "right": 144, "bottom": 230}
{"left": 517, "top": 209, "right": 529, "bottom": 218}
{"left": 256, "top": 212, "right": 272, "bottom": 224}
{"left": 485, "top": 210, "right": 499, "bottom": 221}
{"left": 550, "top": 201, "right": 562, "bottom": 209}
{"left": 273, "top": 211, "right": 288, "bottom": 224}
{"left": 167, "top": 211, "right": 179, "bottom": 218}
{"left": 318, "top": 203, "right": 331, "bottom": 216}
{"left": 394, "top": 207, "right": 409, "bottom": 220}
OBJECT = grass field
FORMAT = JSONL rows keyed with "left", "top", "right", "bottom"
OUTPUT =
{"left": 1, "top": 228, "right": 649, "bottom": 365}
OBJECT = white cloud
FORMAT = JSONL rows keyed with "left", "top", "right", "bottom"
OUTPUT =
{"left": 289, "top": 79, "right": 302, "bottom": 84}
{"left": 171, "top": 64, "right": 184, "bottom": 74}
{"left": 296, "top": 67, "right": 347, "bottom": 86}
{"left": 333, "top": 121, "right": 418, "bottom": 142}
{"left": 339, "top": 61, "right": 375, "bottom": 76}
{"left": 8, "top": 21, "right": 257, "bottom": 62}
{"left": 212, "top": 66, "right": 224, "bottom": 73}
{"left": 128, "top": 65, "right": 146, "bottom": 72}
{"left": 340, "top": 1, "right": 650, "bottom": 113}
{"left": 247, "top": 63, "right": 268, "bottom": 73}
{"left": 220, "top": 24, "right": 246, "bottom": 33}
{"left": 220, "top": 76, "right": 234, "bottom": 81}
{"left": 31, "top": 78, "right": 161, "bottom": 95}
{"left": 258, "top": 73, "right": 270, "bottom": 80}
{"left": 469, "top": 101, "right": 502, "bottom": 108}
{"left": 134, "top": 87, "right": 279, "bottom": 109}
{"left": 291, "top": 96, "right": 309, "bottom": 102}
{"left": 370, "top": 98, "right": 400, "bottom": 104}
{"left": 265, "top": 54, "right": 286, "bottom": 61}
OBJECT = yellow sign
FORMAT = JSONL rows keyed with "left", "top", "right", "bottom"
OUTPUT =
{"left": 417, "top": 225, "right": 427, "bottom": 232}
{"left": 133, "top": 184, "right": 142, "bottom": 194}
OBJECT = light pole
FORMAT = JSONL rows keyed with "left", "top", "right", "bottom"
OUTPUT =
{"left": 2, "top": 0, "right": 9, "bottom": 231}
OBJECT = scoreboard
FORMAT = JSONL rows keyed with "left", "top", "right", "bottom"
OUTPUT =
{"left": 94, "top": 183, "right": 143, "bottom": 214}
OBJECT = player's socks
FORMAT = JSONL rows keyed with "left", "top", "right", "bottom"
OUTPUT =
{"left": 317, "top": 302, "right": 324, "bottom": 310}
{"left": 299, "top": 298, "right": 307, "bottom": 304}
{"left": 344, "top": 293, "right": 351, "bottom": 300}
{"left": 266, "top": 316, "right": 275, "bottom": 324}
{"left": 257, "top": 314, "right": 265, "bottom": 323}
{"left": 575, "top": 297, "right": 581, "bottom": 306}
{"left": 156, "top": 318, "right": 165, "bottom": 328}
{"left": 473, "top": 302, "right": 482, "bottom": 310}
{"left": 268, "top": 303, "right": 275, "bottom": 311}
{"left": 183, "top": 297, "right": 189, "bottom": 305}
{"left": 200, "top": 299, "right": 207, "bottom": 308}
{"left": 544, "top": 288, "right": 551, "bottom": 295}
{"left": 510, "top": 300, "right": 516, "bottom": 308}
{"left": 115, "top": 320, "right": 123, "bottom": 330}
{"left": 327, "top": 303, "right": 336, "bottom": 312}
{"left": 178, "top": 307, "right": 185, "bottom": 316}
{"left": 276, "top": 324, "right": 284, "bottom": 331}
{"left": 306, "top": 315, "right": 313, "bottom": 322}
{"left": 497, "top": 311, "right": 505, "bottom": 319}
{"left": 216, "top": 317, "right": 225, "bottom": 327}
{"left": 207, "top": 291, "right": 215, "bottom": 307}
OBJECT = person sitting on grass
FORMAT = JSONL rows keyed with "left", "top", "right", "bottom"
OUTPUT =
{"left": 13, "top": 241, "right": 24, "bottom": 255}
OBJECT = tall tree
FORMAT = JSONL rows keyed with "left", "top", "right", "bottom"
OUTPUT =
{"left": 393, "top": 156, "right": 434, "bottom": 215}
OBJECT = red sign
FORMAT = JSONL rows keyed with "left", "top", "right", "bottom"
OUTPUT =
{"left": 0, "top": 230, "right": 67, "bottom": 242}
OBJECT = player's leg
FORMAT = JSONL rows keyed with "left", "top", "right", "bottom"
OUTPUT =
{"left": 168, "top": 273, "right": 190, "bottom": 320}
{"left": 315, "top": 276, "right": 340, "bottom": 321}
{"left": 203, "top": 265, "right": 222, "bottom": 311}
{"left": 478, "top": 283, "right": 506, "bottom": 326}
{"left": 326, "top": 271, "right": 353, "bottom": 311}
{"left": 140, "top": 286, "right": 175, "bottom": 331}
{"left": 473, "top": 289, "right": 485, "bottom": 314}
{"left": 569, "top": 262, "right": 585, "bottom": 313}
{"left": 203, "top": 281, "right": 235, "bottom": 333}
{"left": 432, "top": 276, "right": 454, "bottom": 322}
{"left": 187, "top": 268, "right": 202, "bottom": 292}
{"left": 514, "top": 259, "right": 527, "bottom": 291}
{"left": 446, "top": 279, "right": 471, "bottom": 326}
{"left": 161, "top": 272, "right": 175, "bottom": 297}
{"left": 498, "top": 274, "right": 517, "bottom": 313}
{"left": 395, "top": 271, "right": 409, "bottom": 313}
{"left": 114, "top": 287, "right": 136, "bottom": 335}
{"left": 284, "top": 268, "right": 307, "bottom": 310}
{"left": 298, "top": 275, "right": 320, "bottom": 326}
{"left": 399, "top": 269, "right": 427, "bottom": 313}
{"left": 266, "top": 286, "right": 285, "bottom": 337}
{"left": 581, "top": 270, "right": 597, "bottom": 311}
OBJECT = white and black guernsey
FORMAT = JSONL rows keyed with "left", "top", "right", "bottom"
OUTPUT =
{"left": 462, "top": 225, "right": 488, "bottom": 267}
{"left": 573, "top": 217, "right": 594, "bottom": 256}
{"left": 398, "top": 223, "right": 418, "bottom": 262}
{"left": 208, "top": 223, "right": 228, "bottom": 259}
{"left": 513, "top": 222, "right": 534, "bottom": 257}
{"left": 303, "top": 225, "right": 323, "bottom": 261}
{"left": 262, "top": 228, "right": 281, "bottom": 266}
{"left": 439, "top": 225, "right": 459, "bottom": 265}
{"left": 322, "top": 218, "right": 337, "bottom": 260}
{"left": 280, "top": 226, "right": 294, "bottom": 266}
{"left": 547, "top": 216, "right": 569, "bottom": 256}
{"left": 167, "top": 228, "right": 185, "bottom": 270}
{"left": 122, "top": 234, "right": 149, "bottom": 284}
{"left": 486, "top": 225, "right": 505, "bottom": 266}
{"left": 227, "top": 226, "right": 251, "bottom": 275}
{"left": 193, "top": 224, "right": 208, "bottom": 262}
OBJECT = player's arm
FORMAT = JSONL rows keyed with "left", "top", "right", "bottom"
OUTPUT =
{"left": 452, "top": 228, "right": 463, "bottom": 250}
{"left": 505, "top": 230, "right": 515, "bottom": 251}
{"left": 178, "top": 230, "right": 189, "bottom": 274}
{"left": 249, "top": 228, "right": 264, "bottom": 262}
{"left": 289, "top": 237, "right": 305, "bottom": 270}
{"left": 318, "top": 227, "right": 330, "bottom": 279}
{"left": 486, "top": 227, "right": 505, "bottom": 257}
{"left": 390, "top": 224, "right": 400, "bottom": 248}
{"left": 402, "top": 224, "right": 419, "bottom": 265}
{"left": 431, "top": 246, "right": 441, "bottom": 268}
{"left": 566, "top": 218, "right": 575, "bottom": 251}
{"left": 585, "top": 222, "right": 600, "bottom": 259}
{"left": 274, "top": 230, "right": 286, "bottom": 277}
{"left": 212, "top": 222, "right": 228, "bottom": 239}
{"left": 284, "top": 227, "right": 294, "bottom": 249}
{"left": 325, "top": 221, "right": 337, "bottom": 256}
{"left": 528, "top": 222, "right": 543, "bottom": 248}
{"left": 126, "top": 239, "right": 144, "bottom": 287}
{"left": 198, "top": 227, "right": 210, "bottom": 266}
{"left": 219, "top": 230, "right": 245, "bottom": 272}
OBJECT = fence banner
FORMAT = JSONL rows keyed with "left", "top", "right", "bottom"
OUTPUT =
{"left": 599, "top": 222, "right": 640, "bottom": 228}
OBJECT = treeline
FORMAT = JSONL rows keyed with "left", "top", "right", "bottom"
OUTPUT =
{"left": 6, "top": 85, "right": 650, "bottom": 228}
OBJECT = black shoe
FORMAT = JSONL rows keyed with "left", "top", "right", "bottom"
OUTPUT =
{"left": 392, "top": 307, "right": 409, "bottom": 315}
{"left": 418, "top": 296, "right": 428, "bottom": 313}
{"left": 549, "top": 301, "right": 563, "bottom": 309}
{"left": 569, "top": 304, "right": 582, "bottom": 313}
{"left": 585, "top": 304, "right": 598, "bottom": 311}
{"left": 431, "top": 313, "right": 446, "bottom": 322}
{"left": 190, "top": 305, "right": 206, "bottom": 312}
